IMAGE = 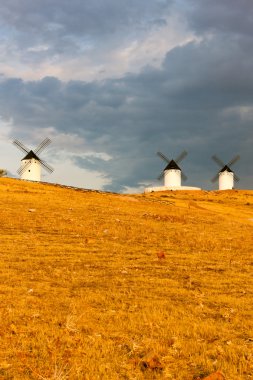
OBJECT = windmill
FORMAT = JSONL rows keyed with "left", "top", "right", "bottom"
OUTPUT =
{"left": 211, "top": 154, "right": 240, "bottom": 190}
{"left": 13, "top": 138, "right": 54, "bottom": 181}
{"left": 157, "top": 150, "right": 188, "bottom": 187}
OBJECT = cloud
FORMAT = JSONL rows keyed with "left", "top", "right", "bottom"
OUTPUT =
{"left": 0, "top": 1, "right": 253, "bottom": 191}
{"left": 0, "top": 0, "right": 194, "bottom": 81}
{"left": 0, "top": 1, "right": 173, "bottom": 37}
{"left": 48, "top": 156, "right": 111, "bottom": 190}
{"left": 182, "top": 0, "right": 253, "bottom": 37}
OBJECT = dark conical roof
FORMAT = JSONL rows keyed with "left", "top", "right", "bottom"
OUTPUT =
{"left": 22, "top": 150, "right": 41, "bottom": 161}
{"left": 220, "top": 165, "right": 233, "bottom": 173}
{"left": 164, "top": 159, "right": 181, "bottom": 171}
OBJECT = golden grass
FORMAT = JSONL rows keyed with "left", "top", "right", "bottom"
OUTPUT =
{"left": 0, "top": 178, "right": 252, "bottom": 380}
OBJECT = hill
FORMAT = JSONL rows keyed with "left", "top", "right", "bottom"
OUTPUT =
{"left": 0, "top": 178, "right": 252, "bottom": 380}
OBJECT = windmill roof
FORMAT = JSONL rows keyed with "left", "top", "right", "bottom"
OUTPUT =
{"left": 220, "top": 165, "right": 233, "bottom": 173}
{"left": 22, "top": 150, "right": 41, "bottom": 161}
{"left": 164, "top": 159, "right": 181, "bottom": 171}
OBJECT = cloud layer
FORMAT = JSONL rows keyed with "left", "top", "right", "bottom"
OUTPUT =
{"left": 0, "top": 0, "right": 252, "bottom": 191}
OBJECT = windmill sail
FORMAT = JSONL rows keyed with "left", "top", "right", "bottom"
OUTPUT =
{"left": 13, "top": 139, "right": 30, "bottom": 154}
{"left": 34, "top": 138, "right": 52, "bottom": 155}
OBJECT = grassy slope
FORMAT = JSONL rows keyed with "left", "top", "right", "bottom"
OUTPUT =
{"left": 0, "top": 178, "right": 252, "bottom": 380}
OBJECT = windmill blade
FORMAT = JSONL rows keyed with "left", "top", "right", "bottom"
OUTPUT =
{"left": 211, "top": 172, "right": 219, "bottom": 183}
{"left": 34, "top": 138, "right": 52, "bottom": 155}
{"left": 228, "top": 154, "right": 240, "bottom": 168}
{"left": 157, "top": 171, "right": 164, "bottom": 181}
{"left": 181, "top": 171, "right": 188, "bottom": 181}
{"left": 234, "top": 173, "right": 240, "bottom": 182}
{"left": 175, "top": 150, "right": 188, "bottom": 164}
{"left": 17, "top": 161, "right": 32, "bottom": 175}
{"left": 13, "top": 139, "right": 30, "bottom": 154}
{"left": 40, "top": 159, "right": 54, "bottom": 173}
{"left": 212, "top": 155, "right": 225, "bottom": 168}
{"left": 157, "top": 151, "right": 170, "bottom": 163}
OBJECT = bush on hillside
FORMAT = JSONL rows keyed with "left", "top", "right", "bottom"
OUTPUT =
{"left": 0, "top": 169, "right": 7, "bottom": 177}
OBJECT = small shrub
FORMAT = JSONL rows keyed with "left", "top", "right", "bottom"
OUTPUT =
{"left": 0, "top": 169, "right": 7, "bottom": 177}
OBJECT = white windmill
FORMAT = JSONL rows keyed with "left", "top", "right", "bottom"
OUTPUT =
{"left": 157, "top": 150, "right": 188, "bottom": 187}
{"left": 211, "top": 154, "right": 240, "bottom": 190}
{"left": 13, "top": 138, "right": 54, "bottom": 181}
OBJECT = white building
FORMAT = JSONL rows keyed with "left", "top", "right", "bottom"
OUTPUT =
{"left": 219, "top": 165, "right": 234, "bottom": 190}
{"left": 20, "top": 151, "right": 41, "bottom": 181}
{"left": 164, "top": 159, "right": 182, "bottom": 187}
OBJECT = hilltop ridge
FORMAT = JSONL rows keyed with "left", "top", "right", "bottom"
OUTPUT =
{"left": 0, "top": 178, "right": 252, "bottom": 379}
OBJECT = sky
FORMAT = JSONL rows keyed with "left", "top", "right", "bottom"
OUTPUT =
{"left": 0, "top": 0, "right": 252, "bottom": 192}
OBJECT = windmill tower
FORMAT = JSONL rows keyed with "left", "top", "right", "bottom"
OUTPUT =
{"left": 211, "top": 154, "right": 240, "bottom": 190}
{"left": 13, "top": 138, "right": 54, "bottom": 181}
{"left": 157, "top": 150, "right": 188, "bottom": 187}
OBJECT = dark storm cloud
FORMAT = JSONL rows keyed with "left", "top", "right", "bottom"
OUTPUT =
{"left": 182, "top": 0, "right": 253, "bottom": 37}
{"left": 0, "top": 0, "right": 171, "bottom": 35}
{"left": 0, "top": 0, "right": 172, "bottom": 60}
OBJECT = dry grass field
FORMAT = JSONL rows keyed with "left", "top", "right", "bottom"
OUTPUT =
{"left": 0, "top": 178, "right": 252, "bottom": 380}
